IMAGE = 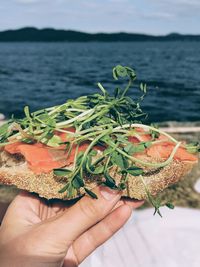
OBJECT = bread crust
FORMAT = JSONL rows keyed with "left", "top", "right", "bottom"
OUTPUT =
{"left": 0, "top": 150, "right": 196, "bottom": 200}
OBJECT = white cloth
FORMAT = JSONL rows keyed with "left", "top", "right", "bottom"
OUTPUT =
{"left": 80, "top": 208, "right": 200, "bottom": 267}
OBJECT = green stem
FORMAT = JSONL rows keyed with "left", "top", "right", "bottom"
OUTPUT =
{"left": 78, "top": 107, "right": 110, "bottom": 130}
{"left": 74, "top": 129, "right": 112, "bottom": 176}
{"left": 108, "top": 140, "right": 181, "bottom": 168}
{"left": 121, "top": 79, "right": 132, "bottom": 97}
{"left": 115, "top": 124, "right": 178, "bottom": 144}
{"left": 74, "top": 130, "right": 106, "bottom": 143}
{"left": 57, "top": 109, "right": 95, "bottom": 127}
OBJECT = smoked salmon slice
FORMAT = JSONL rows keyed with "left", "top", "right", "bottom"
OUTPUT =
{"left": 128, "top": 128, "right": 198, "bottom": 162}
{"left": 4, "top": 128, "right": 198, "bottom": 174}
{"left": 5, "top": 141, "right": 90, "bottom": 174}
{"left": 4, "top": 127, "right": 103, "bottom": 174}
{"left": 147, "top": 142, "right": 198, "bottom": 162}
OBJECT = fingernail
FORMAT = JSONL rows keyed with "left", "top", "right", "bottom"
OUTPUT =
{"left": 100, "top": 186, "right": 120, "bottom": 201}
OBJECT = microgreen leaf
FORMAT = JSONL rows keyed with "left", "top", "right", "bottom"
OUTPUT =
{"left": 126, "top": 142, "right": 152, "bottom": 154}
{"left": 111, "top": 151, "right": 128, "bottom": 170}
{"left": 97, "top": 82, "right": 108, "bottom": 97}
{"left": 165, "top": 203, "right": 175, "bottom": 209}
{"left": 150, "top": 124, "right": 160, "bottom": 139}
{"left": 0, "top": 123, "right": 9, "bottom": 136}
{"left": 118, "top": 182, "right": 126, "bottom": 190}
{"left": 54, "top": 169, "right": 72, "bottom": 176}
{"left": 124, "top": 143, "right": 136, "bottom": 155}
{"left": 140, "top": 83, "right": 147, "bottom": 94}
{"left": 72, "top": 175, "right": 84, "bottom": 189}
{"left": 47, "top": 135, "right": 62, "bottom": 147}
{"left": 116, "top": 134, "right": 129, "bottom": 143}
{"left": 124, "top": 166, "right": 144, "bottom": 176}
{"left": 66, "top": 184, "right": 76, "bottom": 198}
{"left": 104, "top": 171, "right": 117, "bottom": 188}
{"left": 89, "top": 149, "right": 98, "bottom": 157}
{"left": 58, "top": 183, "right": 70, "bottom": 193}
{"left": 21, "top": 138, "right": 35, "bottom": 144}
{"left": 113, "top": 65, "right": 128, "bottom": 79}
{"left": 185, "top": 142, "right": 200, "bottom": 153}
{"left": 76, "top": 151, "right": 84, "bottom": 165}
{"left": 92, "top": 165, "right": 104, "bottom": 174}
{"left": 24, "top": 106, "right": 32, "bottom": 119}
{"left": 84, "top": 188, "right": 98, "bottom": 199}
{"left": 0, "top": 122, "right": 11, "bottom": 142}
{"left": 86, "top": 156, "right": 104, "bottom": 175}
{"left": 103, "top": 147, "right": 113, "bottom": 155}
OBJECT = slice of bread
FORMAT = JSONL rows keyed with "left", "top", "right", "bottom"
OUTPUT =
{"left": 0, "top": 149, "right": 197, "bottom": 200}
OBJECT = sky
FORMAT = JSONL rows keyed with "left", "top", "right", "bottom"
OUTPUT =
{"left": 0, "top": 0, "right": 200, "bottom": 34}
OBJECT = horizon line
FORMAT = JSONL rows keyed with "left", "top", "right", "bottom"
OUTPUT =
{"left": 0, "top": 27, "right": 200, "bottom": 36}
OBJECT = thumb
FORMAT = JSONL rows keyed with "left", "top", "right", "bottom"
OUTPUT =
{"left": 41, "top": 186, "right": 121, "bottom": 245}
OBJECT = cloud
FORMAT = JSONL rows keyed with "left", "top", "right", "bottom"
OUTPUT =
{"left": 107, "top": 0, "right": 129, "bottom": 3}
{"left": 155, "top": 0, "right": 200, "bottom": 10}
{"left": 142, "top": 12, "right": 174, "bottom": 20}
{"left": 0, "top": 0, "right": 200, "bottom": 34}
{"left": 14, "top": 0, "right": 41, "bottom": 4}
{"left": 171, "top": 0, "right": 200, "bottom": 6}
{"left": 152, "top": 0, "right": 200, "bottom": 20}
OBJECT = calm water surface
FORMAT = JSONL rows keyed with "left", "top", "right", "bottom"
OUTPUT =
{"left": 0, "top": 42, "right": 199, "bottom": 122}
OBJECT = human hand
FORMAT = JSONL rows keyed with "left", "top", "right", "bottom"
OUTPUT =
{"left": 0, "top": 187, "right": 143, "bottom": 267}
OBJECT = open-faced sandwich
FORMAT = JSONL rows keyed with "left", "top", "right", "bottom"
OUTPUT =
{"left": 0, "top": 65, "right": 199, "bottom": 215}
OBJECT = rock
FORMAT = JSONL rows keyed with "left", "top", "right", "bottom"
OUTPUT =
{"left": 0, "top": 114, "right": 5, "bottom": 121}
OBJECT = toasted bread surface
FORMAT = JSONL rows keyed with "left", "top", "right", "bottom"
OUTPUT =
{"left": 0, "top": 150, "right": 196, "bottom": 200}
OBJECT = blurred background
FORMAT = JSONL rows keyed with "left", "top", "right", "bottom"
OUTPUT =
{"left": 0, "top": 1, "right": 200, "bottom": 266}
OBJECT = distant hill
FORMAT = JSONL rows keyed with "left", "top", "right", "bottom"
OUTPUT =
{"left": 0, "top": 27, "right": 200, "bottom": 42}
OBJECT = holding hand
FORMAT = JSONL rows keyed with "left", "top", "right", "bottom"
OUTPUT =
{"left": 0, "top": 187, "right": 143, "bottom": 267}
